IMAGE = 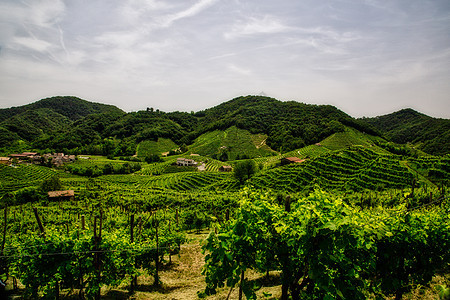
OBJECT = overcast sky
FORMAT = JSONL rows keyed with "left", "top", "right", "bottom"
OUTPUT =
{"left": 0, "top": 0, "right": 449, "bottom": 118}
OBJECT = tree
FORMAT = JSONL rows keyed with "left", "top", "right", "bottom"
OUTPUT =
{"left": 234, "top": 160, "right": 256, "bottom": 184}
{"left": 40, "top": 176, "right": 62, "bottom": 192}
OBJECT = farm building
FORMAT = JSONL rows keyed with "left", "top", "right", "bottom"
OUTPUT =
{"left": 281, "top": 157, "right": 306, "bottom": 165}
{"left": 219, "top": 165, "right": 233, "bottom": 172}
{"left": 48, "top": 190, "right": 75, "bottom": 201}
{"left": 176, "top": 158, "right": 198, "bottom": 167}
{"left": 9, "top": 153, "right": 29, "bottom": 160}
{"left": 0, "top": 157, "right": 11, "bottom": 165}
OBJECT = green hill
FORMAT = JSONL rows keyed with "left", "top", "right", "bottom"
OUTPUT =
{"left": 1, "top": 95, "right": 448, "bottom": 158}
{"left": 188, "top": 126, "right": 277, "bottom": 160}
{"left": 0, "top": 96, "right": 124, "bottom": 122}
{"left": 0, "top": 96, "right": 125, "bottom": 149}
{"left": 137, "top": 138, "right": 178, "bottom": 157}
{"left": 196, "top": 95, "right": 380, "bottom": 153}
{"left": 320, "top": 127, "right": 386, "bottom": 153}
{"left": 361, "top": 108, "right": 450, "bottom": 155}
{"left": 1, "top": 108, "right": 72, "bottom": 141}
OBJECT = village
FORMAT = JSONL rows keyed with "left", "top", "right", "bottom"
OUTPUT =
{"left": 0, "top": 152, "right": 76, "bottom": 167}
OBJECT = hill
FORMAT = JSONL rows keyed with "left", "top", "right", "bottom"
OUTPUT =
{"left": 187, "top": 126, "right": 277, "bottom": 160}
{"left": 362, "top": 108, "right": 450, "bottom": 155}
{"left": 0, "top": 96, "right": 124, "bottom": 122}
{"left": 196, "top": 95, "right": 380, "bottom": 153}
{"left": 0, "top": 96, "right": 125, "bottom": 151}
{"left": 1, "top": 95, "right": 448, "bottom": 157}
{"left": 1, "top": 108, "right": 72, "bottom": 141}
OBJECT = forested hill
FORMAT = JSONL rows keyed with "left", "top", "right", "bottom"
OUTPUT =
{"left": 0, "top": 95, "right": 448, "bottom": 156}
{"left": 0, "top": 96, "right": 125, "bottom": 122}
{"left": 195, "top": 95, "right": 380, "bottom": 152}
{"left": 362, "top": 108, "right": 450, "bottom": 155}
{"left": 0, "top": 96, "right": 125, "bottom": 150}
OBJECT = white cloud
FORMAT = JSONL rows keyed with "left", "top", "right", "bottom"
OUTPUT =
{"left": 228, "top": 64, "right": 252, "bottom": 76}
{"left": 11, "top": 36, "right": 52, "bottom": 52}
{"left": 0, "top": 0, "right": 449, "bottom": 118}
{"left": 160, "top": 0, "right": 218, "bottom": 27}
{"left": 224, "top": 15, "right": 291, "bottom": 40}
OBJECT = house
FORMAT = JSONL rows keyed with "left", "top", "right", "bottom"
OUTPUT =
{"left": 22, "top": 152, "right": 38, "bottom": 157}
{"left": 176, "top": 158, "right": 197, "bottom": 167}
{"left": 9, "top": 153, "right": 29, "bottom": 160}
{"left": 0, "top": 157, "right": 11, "bottom": 165}
{"left": 281, "top": 157, "right": 306, "bottom": 165}
{"left": 219, "top": 165, "right": 233, "bottom": 172}
{"left": 48, "top": 190, "right": 75, "bottom": 201}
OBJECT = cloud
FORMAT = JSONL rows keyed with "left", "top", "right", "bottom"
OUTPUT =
{"left": 0, "top": 0, "right": 449, "bottom": 118}
{"left": 160, "top": 0, "right": 218, "bottom": 27}
{"left": 228, "top": 64, "right": 252, "bottom": 76}
{"left": 224, "top": 15, "right": 291, "bottom": 40}
{"left": 11, "top": 36, "right": 52, "bottom": 52}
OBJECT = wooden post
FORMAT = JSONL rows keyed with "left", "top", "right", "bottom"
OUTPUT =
{"left": 94, "top": 214, "right": 102, "bottom": 300}
{"left": 81, "top": 215, "right": 85, "bottom": 230}
{"left": 130, "top": 214, "right": 138, "bottom": 289}
{"left": 281, "top": 195, "right": 291, "bottom": 300}
{"left": 285, "top": 196, "right": 291, "bottom": 213}
{"left": 130, "top": 214, "right": 134, "bottom": 243}
{"left": 33, "top": 207, "right": 45, "bottom": 236}
{"left": 225, "top": 209, "right": 230, "bottom": 221}
{"left": 154, "top": 215, "right": 160, "bottom": 287}
{"left": 137, "top": 216, "right": 142, "bottom": 240}
{"left": 1, "top": 207, "right": 7, "bottom": 256}
{"left": 238, "top": 269, "right": 244, "bottom": 300}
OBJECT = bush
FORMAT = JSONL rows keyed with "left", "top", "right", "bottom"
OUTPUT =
{"left": 234, "top": 160, "right": 257, "bottom": 184}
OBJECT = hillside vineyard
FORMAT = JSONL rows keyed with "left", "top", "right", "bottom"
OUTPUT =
{"left": 0, "top": 95, "right": 448, "bottom": 299}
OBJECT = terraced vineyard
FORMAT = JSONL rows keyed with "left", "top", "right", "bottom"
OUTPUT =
{"left": 187, "top": 126, "right": 276, "bottom": 159}
{"left": 99, "top": 171, "right": 232, "bottom": 192}
{"left": 0, "top": 164, "right": 58, "bottom": 195}
{"left": 320, "top": 127, "right": 386, "bottom": 152}
{"left": 249, "top": 146, "right": 416, "bottom": 192}
{"left": 136, "top": 137, "right": 178, "bottom": 157}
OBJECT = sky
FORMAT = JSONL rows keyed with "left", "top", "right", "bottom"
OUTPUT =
{"left": 0, "top": 0, "right": 449, "bottom": 118}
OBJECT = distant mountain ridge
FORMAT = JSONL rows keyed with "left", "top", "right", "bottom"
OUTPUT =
{"left": 0, "top": 95, "right": 448, "bottom": 156}
{"left": 362, "top": 108, "right": 450, "bottom": 155}
{"left": 0, "top": 96, "right": 125, "bottom": 122}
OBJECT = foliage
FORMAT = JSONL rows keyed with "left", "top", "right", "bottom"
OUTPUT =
{"left": 202, "top": 189, "right": 450, "bottom": 299}
{"left": 144, "top": 154, "right": 163, "bottom": 163}
{"left": 234, "top": 160, "right": 257, "bottom": 184}
{"left": 362, "top": 108, "right": 450, "bottom": 156}
{"left": 14, "top": 187, "right": 47, "bottom": 205}
{"left": 196, "top": 95, "right": 379, "bottom": 152}
{"left": 40, "top": 176, "right": 62, "bottom": 192}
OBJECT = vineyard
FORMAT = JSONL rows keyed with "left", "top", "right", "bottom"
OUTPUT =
{"left": 249, "top": 147, "right": 422, "bottom": 192}
{"left": 0, "top": 164, "right": 57, "bottom": 195}
{"left": 0, "top": 140, "right": 449, "bottom": 299}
